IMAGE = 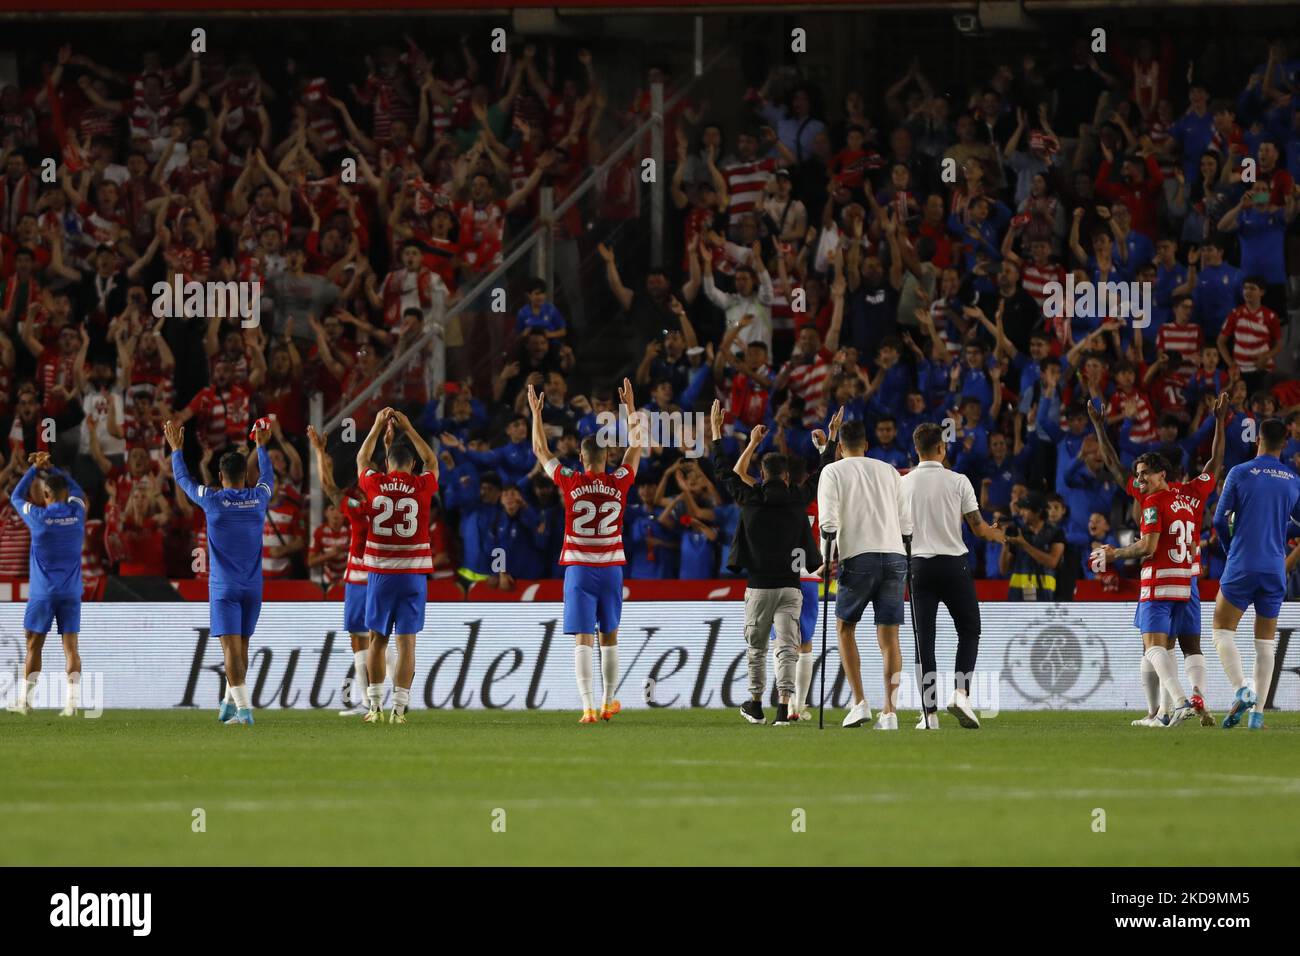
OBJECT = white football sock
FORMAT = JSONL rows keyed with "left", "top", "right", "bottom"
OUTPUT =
{"left": 599, "top": 644, "right": 619, "bottom": 708}
{"left": 353, "top": 651, "right": 368, "bottom": 698}
{"left": 230, "top": 684, "right": 250, "bottom": 709}
{"left": 1184, "top": 653, "right": 1207, "bottom": 697}
{"left": 66, "top": 672, "right": 80, "bottom": 710}
{"left": 795, "top": 652, "right": 813, "bottom": 712}
{"left": 21, "top": 671, "right": 39, "bottom": 707}
{"left": 574, "top": 644, "right": 594, "bottom": 711}
{"left": 1159, "top": 686, "right": 1175, "bottom": 717}
{"left": 1213, "top": 629, "right": 1246, "bottom": 689}
{"left": 392, "top": 686, "right": 410, "bottom": 715}
{"left": 366, "top": 683, "right": 383, "bottom": 709}
{"left": 224, "top": 684, "right": 235, "bottom": 705}
{"left": 1140, "top": 656, "right": 1160, "bottom": 715}
{"left": 1252, "top": 640, "right": 1275, "bottom": 714}
{"left": 1145, "top": 646, "right": 1186, "bottom": 704}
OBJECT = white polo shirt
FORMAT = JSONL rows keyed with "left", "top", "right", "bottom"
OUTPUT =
{"left": 817, "top": 454, "right": 911, "bottom": 561}
{"left": 899, "top": 460, "right": 980, "bottom": 558}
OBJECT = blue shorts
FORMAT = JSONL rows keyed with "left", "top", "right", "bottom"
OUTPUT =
{"left": 772, "top": 580, "right": 820, "bottom": 646}
{"left": 563, "top": 564, "right": 623, "bottom": 635}
{"left": 1134, "top": 598, "right": 1199, "bottom": 637}
{"left": 365, "top": 573, "right": 427, "bottom": 636}
{"left": 344, "top": 583, "right": 368, "bottom": 634}
{"left": 1219, "top": 566, "right": 1287, "bottom": 619}
{"left": 836, "top": 552, "right": 906, "bottom": 626}
{"left": 24, "top": 595, "right": 81, "bottom": 636}
{"left": 211, "top": 589, "right": 262, "bottom": 638}
{"left": 1133, "top": 580, "right": 1201, "bottom": 639}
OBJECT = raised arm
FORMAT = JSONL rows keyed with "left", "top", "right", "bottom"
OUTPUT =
{"left": 355, "top": 408, "right": 390, "bottom": 476}
{"left": 307, "top": 424, "right": 343, "bottom": 505}
{"left": 525, "top": 383, "right": 556, "bottom": 472}
{"left": 163, "top": 420, "right": 203, "bottom": 503}
{"left": 618, "top": 376, "right": 643, "bottom": 473}
{"left": 390, "top": 408, "right": 438, "bottom": 479}
{"left": 1086, "top": 394, "right": 1128, "bottom": 485}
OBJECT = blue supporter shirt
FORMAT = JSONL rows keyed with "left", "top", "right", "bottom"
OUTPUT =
{"left": 1193, "top": 262, "right": 1242, "bottom": 339}
{"left": 492, "top": 506, "right": 547, "bottom": 579}
{"left": 679, "top": 522, "right": 717, "bottom": 579}
{"left": 515, "top": 301, "right": 566, "bottom": 335}
{"left": 13, "top": 467, "right": 86, "bottom": 598}
{"left": 1236, "top": 207, "right": 1287, "bottom": 285}
{"left": 173, "top": 447, "right": 273, "bottom": 595}
{"left": 1213, "top": 453, "right": 1300, "bottom": 575}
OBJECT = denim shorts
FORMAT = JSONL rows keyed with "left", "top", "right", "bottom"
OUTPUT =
{"left": 836, "top": 552, "right": 907, "bottom": 626}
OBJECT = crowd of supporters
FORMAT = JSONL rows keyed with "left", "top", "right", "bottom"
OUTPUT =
{"left": 2, "top": 22, "right": 1300, "bottom": 598}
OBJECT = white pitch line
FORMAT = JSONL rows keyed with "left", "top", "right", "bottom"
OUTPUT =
{"left": 4, "top": 780, "right": 1300, "bottom": 816}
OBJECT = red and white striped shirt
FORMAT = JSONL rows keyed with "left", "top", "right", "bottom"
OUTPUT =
{"left": 722, "top": 157, "right": 776, "bottom": 227}
{"left": 359, "top": 469, "right": 439, "bottom": 573}
{"left": 0, "top": 503, "right": 31, "bottom": 575}
{"left": 185, "top": 384, "right": 252, "bottom": 450}
{"left": 1021, "top": 262, "right": 1066, "bottom": 307}
{"left": 1108, "top": 387, "right": 1157, "bottom": 444}
{"left": 311, "top": 521, "right": 350, "bottom": 589}
{"left": 1155, "top": 321, "right": 1203, "bottom": 368}
{"left": 1133, "top": 474, "right": 1213, "bottom": 603}
{"left": 262, "top": 489, "right": 304, "bottom": 579}
{"left": 781, "top": 348, "right": 833, "bottom": 426}
{"left": 340, "top": 495, "right": 372, "bottom": 585}
{"left": 1221, "top": 305, "right": 1280, "bottom": 373}
{"left": 82, "top": 518, "right": 106, "bottom": 588}
{"left": 546, "top": 460, "right": 635, "bottom": 566}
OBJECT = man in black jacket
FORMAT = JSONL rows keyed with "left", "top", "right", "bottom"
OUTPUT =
{"left": 710, "top": 401, "right": 821, "bottom": 726}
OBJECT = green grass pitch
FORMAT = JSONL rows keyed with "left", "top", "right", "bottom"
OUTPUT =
{"left": 2, "top": 709, "right": 1298, "bottom": 866}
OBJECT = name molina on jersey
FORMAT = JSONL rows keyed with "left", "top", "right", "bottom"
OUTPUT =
{"left": 376, "top": 478, "right": 418, "bottom": 496}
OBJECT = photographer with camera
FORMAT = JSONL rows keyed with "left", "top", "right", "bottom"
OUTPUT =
{"left": 998, "top": 491, "right": 1065, "bottom": 601}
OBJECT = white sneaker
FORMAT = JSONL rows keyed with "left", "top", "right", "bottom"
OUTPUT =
{"left": 915, "top": 712, "right": 939, "bottom": 730}
{"left": 1130, "top": 713, "right": 1157, "bottom": 727}
{"left": 841, "top": 700, "right": 872, "bottom": 728}
{"left": 1166, "top": 700, "right": 1196, "bottom": 727}
{"left": 338, "top": 705, "right": 369, "bottom": 716}
{"left": 59, "top": 706, "right": 77, "bottom": 717}
{"left": 946, "top": 689, "right": 981, "bottom": 729}
{"left": 874, "top": 712, "right": 899, "bottom": 730}
{"left": 6, "top": 702, "right": 32, "bottom": 715}
{"left": 796, "top": 707, "right": 813, "bottom": 721}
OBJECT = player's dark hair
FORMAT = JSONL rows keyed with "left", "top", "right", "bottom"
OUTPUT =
{"left": 42, "top": 472, "right": 69, "bottom": 499}
{"left": 1259, "top": 417, "right": 1287, "bottom": 452}
{"left": 387, "top": 441, "right": 416, "bottom": 472}
{"left": 787, "top": 456, "right": 808, "bottom": 485}
{"left": 760, "top": 452, "right": 788, "bottom": 481}
{"left": 913, "top": 422, "right": 945, "bottom": 457}
{"left": 580, "top": 435, "right": 607, "bottom": 468}
{"left": 219, "top": 451, "right": 247, "bottom": 485}
{"left": 840, "top": 420, "right": 867, "bottom": 450}
{"left": 526, "top": 278, "right": 547, "bottom": 294}
{"left": 1133, "top": 452, "right": 1169, "bottom": 478}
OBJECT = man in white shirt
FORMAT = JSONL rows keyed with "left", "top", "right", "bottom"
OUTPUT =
{"left": 701, "top": 244, "right": 775, "bottom": 349}
{"left": 900, "top": 422, "right": 1005, "bottom": 729}
{"left": 817, "top": 419, "right": 911, "bottom": 729}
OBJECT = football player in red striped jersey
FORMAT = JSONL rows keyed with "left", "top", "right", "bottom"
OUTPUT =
{"left": 354, "top": 408, "right": 439, "bottom": 724}
{"left": 528, "top": 378, "right": 644, "bottom": 723}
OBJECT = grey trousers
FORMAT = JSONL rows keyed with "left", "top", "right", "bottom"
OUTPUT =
{"left": 743, "top": 586, "right": 802, "bottom": 699}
